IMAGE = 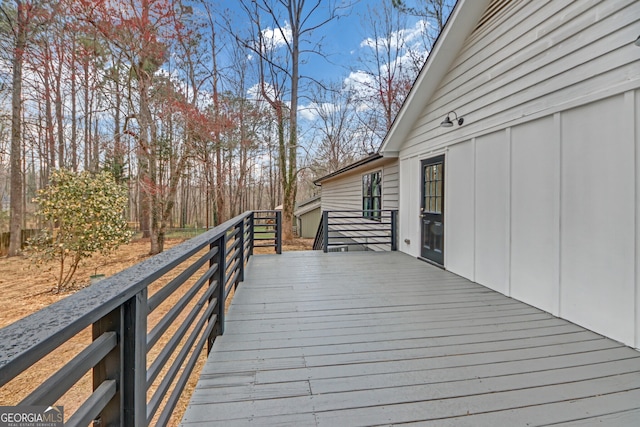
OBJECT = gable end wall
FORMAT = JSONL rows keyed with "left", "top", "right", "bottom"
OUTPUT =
{"left": 398, "top": 0, "right": 640, "bottom": 348}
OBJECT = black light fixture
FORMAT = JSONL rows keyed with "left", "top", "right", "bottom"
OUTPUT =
{"left": 440, "top": 111, "right": 464, "bottom": 128}
{"left": 635, "top": 35, "right": 640, "bottom": 47}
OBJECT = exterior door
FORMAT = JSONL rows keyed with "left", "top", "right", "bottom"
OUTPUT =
{"left": 420, "top": 155, "right": 444, "bottom": 265}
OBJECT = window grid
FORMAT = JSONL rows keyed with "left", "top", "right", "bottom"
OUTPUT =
{"left": 363, "top": 171, "right": 382, "bottom": 220}
{"left": 423, "top": 164, "right": 443, "bottom": 214}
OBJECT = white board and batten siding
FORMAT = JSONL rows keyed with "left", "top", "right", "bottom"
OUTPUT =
{"left": 396, "top": 0, "right": 640, "bottom": 349}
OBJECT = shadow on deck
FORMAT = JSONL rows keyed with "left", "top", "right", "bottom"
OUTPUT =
{"left": 181, "top": 251, "right": 640, "bottom": 426}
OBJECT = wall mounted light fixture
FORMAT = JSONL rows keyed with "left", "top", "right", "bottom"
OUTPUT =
{"left": 635, "top": 35, "right": 640, "bottom": 47}
{"left": 440, "top": 111, "right": 464, "bottom": 128}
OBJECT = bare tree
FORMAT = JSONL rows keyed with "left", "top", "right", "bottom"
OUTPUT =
{"left": 238, "top": 0, "right": 340, "bottom": 241}
{"left": 81, "top": 0, "right": 202, "bottom": 254}
{"left": 307, "top": 82, "right": 363, "bottom": 176}
{"left": 391, "top": 0, "right": 453, "bottom": 49}
{"left": 4, "top": 0, "right": 26, "bottom": 256}
{"left": 0, "top": 0, "right": 53, "bottom": 256}
{"left": 350, "top": 2, "right": 416, "bottom": 147}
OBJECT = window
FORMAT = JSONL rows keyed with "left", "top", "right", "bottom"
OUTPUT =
{"left": 423, "top": 163, "right": 443, "bottom": 214}
{"left": 362, "top": 171, "right": 382, "bottom": 220}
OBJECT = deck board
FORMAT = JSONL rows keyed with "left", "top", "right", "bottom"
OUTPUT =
{"left": 181, "top": 251, "right": 640, "bottom": 426}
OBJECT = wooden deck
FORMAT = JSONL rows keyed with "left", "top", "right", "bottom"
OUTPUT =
{"left": 180, "top": 251, "right": 640, "bottom": 426}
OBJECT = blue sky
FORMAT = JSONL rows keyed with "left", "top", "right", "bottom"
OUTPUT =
{"left": 218, "top": 0, "right": 431, "bottom": 92}
{"left": 202, "top": 0, "right": 442, "bottom": 157}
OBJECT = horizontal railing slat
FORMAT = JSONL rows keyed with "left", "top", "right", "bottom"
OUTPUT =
{"left": 20, "top": 331, "right": 117, "bottom": 406}
{"left": 147, "top": 254, "right": 217, "bottom": 345}
{"left": 0, "top": 209, "right": 283, "bottom": 425}
{"left": 153, "top": 314, "right": 217, "bottom": 427}
{"left": 321, "top": 209, "right": 398, "bottom": 253}
{"left": 65, "top": 379, "right": 116, "bottom": 427}
{"left": 147, "top": 284, "right": 216, "bottom": 388}
{"left": 147, "top": 263, "right": 218, "bottom": 351}
{"left": 225, "top": 255, "right": 241, "bottom": 277}
{"left": 226, "top": 236, "right": 241, "bottom": 252}
{"left": 225, "top": 269, "right": 241, "bottom": 299}
{"left": 226, "top": 227, "right": 240, "bottom": 240}
{"left": 0, "top": 213, "right": 252, "bottom": 383}
{"left": 147, "top": 246, "right": 218, "bottom": 313}
{"left": 146, "top": 303, "right": 216, "bottom": 423}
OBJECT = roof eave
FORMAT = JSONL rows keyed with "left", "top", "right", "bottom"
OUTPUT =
{"left": 313, "top": 153, "right": 383, "bottom": 185}
{"left": 378, "top": 0, "right": 492, "bottom": 156}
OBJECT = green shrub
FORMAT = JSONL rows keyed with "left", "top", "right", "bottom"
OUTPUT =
{"left": 29, "top": 169, "right": 133, "bottom": 291}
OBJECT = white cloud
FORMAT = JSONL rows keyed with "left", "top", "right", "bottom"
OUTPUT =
{"left": 299, "top": 104, "right": 319, "bottom": 121}
{"left": 298, "top": 101, "right": 342, "bottom": 122}
{"left": 247, "top": 82, "right": 280, "bottom": 102}
{"left": 344, "top": 70, "right": 374, "bottom": 89}
{"left": 404, "top": 19, "right": 430, "bottom": 45}
{"left": 261, "top": 22, "right": 292, "bottom": 51}
{"left": 360, "top": 19, "right": 429, "bottom": 52}
{"left": 343, "top": 70, "right": 376, "bottom": 99}
{"left": 349, "top": 18, "right": 430, "bottom": 106}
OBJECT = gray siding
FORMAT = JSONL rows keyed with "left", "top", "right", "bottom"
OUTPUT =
{"left": 298, "top": 208, "right": 321, "bottom": 238}
{"left": 320, "top": 160, "right": 399, "bottom": 252}
{"left": 382, "top": 163, "right": 399, "bottom": 210}
{"left": 321, "top": 161, "right": 399, "bottom": 212}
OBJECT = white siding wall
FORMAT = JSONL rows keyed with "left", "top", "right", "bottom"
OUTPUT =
{"left": 408, "top": 92, "right": 640, "bottom": 348}
{"left": 397, "top": 0, "right": 640, "bottom": 348}
{"left": 474, "top": 131, "right": 510, "bottom": 295}
{"left": 401, "top": 0, "right": 640, "bottom": 159}
{"left": 383, "top": 163, "right": 399, "bottom": 209}
{"left": 560, "top": 96, "right": 636, "bottom": 345}
{"left": 445, "top": 142, "right": 475, "bottom": 280}
{"left": 510, "top": 116, "right": 560, "bottom": 316}
{"left": 636, "top": 90, "right": 640, "bottom": 349}
{"left": 320, "top": 173, "right": 362, "bottom": 212}
{"left": 320, "top": 162, "right": 399, "bottom": 212}
{"left": 399, "top": 157, "right": 420, "bottom": 256}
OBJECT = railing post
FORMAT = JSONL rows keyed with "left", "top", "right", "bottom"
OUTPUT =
{"left": 391, "top": 210, "right": 398, "bottom": 251}
{"left": 92, "top": 308, "right": 121, "bottom": 426}
{"left": 275, "top": 210, "right": 282, "bottom": 254}
{"left": 238, "top": 220, "right": 245, "bottom": 284}
{"left": 322, "top": 211, "right": 329, "bottom": 253}
{"left": 249, "top": 213, "right": 254, "bottom": 257}
{"left": 122, "top": 289, "right": 147, "bottom": 427}
{"left": 92, "top": 289, "right": 147, "bottom": 427}
{"left": 209, "top": 233, "right": 226, "bottom": 354}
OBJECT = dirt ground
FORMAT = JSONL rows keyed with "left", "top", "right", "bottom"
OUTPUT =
{"left": 0, "top": 235, "right": 314, "bottom": 425}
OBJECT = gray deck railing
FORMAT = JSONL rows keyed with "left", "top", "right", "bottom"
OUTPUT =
{"left": 0, "top": 210, "right": 282, "bottom": 426}
{"left": 317, "top": 210, "right": 398, "bottom": 252}
{"left": 252, "top": 210, "right": 282, "bottom": 254}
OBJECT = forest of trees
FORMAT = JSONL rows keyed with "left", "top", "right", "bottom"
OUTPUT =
{"left": 0, "top": 0, "right": 451, "bottom": 255}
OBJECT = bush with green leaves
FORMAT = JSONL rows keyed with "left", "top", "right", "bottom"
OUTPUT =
{"left": 30, "top": 169, "right": 133, "bottom": 291}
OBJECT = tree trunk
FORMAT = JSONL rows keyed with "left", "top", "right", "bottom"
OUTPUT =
{"left": 8, "top": 1, "right": 26, "bottom": 257}
{"left": 139, "top": 70, "right": 162, "bottom": 254}
{"left": 70, "top": 37, "right": 77, "bottom": 171}
{"left": 83, "top": 59, "right": 90, "bottom": 171}
{"left": 44, "top": 44, "right": 55, "bottom": 173}
{"left": 55, "top": 42, "right": 64, "bottom": 168}
{"left": 282, "top": 6, "right": 300, "bottom": 242}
